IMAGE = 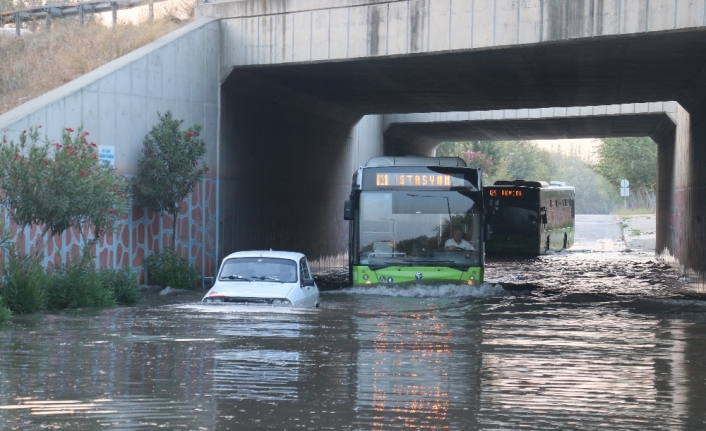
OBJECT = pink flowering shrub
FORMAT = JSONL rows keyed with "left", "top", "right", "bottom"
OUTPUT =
{"left": 0, "top": 126, "right": 129, "bottom": 259}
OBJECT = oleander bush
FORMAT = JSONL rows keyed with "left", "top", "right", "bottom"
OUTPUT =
{"left": 132, "top": 111, "right": 208, "bottom": 249}
{"left": 145, "top": 247, "right": 199, "bottom": 289}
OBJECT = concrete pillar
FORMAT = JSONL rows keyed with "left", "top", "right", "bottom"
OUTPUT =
{"left": 656, "top": 117, "right": 678, "bottom": 263}
{"left": 45, "top": 13, "right": 51, "bottom": 31}
{"left": 79, "top": 5, "right": 85, "bottom": 26}
{"left": 14, "top": 13, "right": 20, "bottom": 36}
{"left": 659, "top": 103, "right": 706, "bottom": 289}
{"left": 149, "top": 0, "right": 154, "bottom": 21}
{"left": 683, "top": 105, "right": 706, "bottom": 288}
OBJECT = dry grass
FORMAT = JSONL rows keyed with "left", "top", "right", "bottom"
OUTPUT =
{"left": 0, "top": 17, "right": 186, "bottom": 115}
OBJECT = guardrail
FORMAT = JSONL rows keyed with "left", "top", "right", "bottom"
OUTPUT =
{"left": 0, "top": 0, "right": 172, "bottom": 34}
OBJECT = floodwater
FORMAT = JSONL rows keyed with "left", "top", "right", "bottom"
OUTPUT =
{"left": 1, "top": 216, "right": 706, "bottom": 430}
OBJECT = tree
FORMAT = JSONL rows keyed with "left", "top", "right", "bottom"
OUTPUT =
{"left": 436, "top": 140, "right": 558, "bottom": 185}
{"left": 132, "top": 111, "right": 208, "bottom": 249}
{"left": 593, "top": 137, "right": 657, "bottom": 192}
{"left": 461, "top": 150, "right": 494, "bottom": 175}
{"left": 500, "top": 141, "right": 558, "bottom": 183}
{"left": 0, "top": 126, "right": 129, "bottom": 258}
{"left": 436, "top": 141, "right": 476, "bottom": 158}
{"left": 436, "top": 141, "right": 501, "bottom": 180}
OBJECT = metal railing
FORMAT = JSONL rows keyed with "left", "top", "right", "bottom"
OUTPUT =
{"left": 1, "top": 0, "right": 169, "bottom": 34}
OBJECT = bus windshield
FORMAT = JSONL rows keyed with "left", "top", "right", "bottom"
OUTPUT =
{"left": 357, "top": 191, "right": 481, "bottom": 269}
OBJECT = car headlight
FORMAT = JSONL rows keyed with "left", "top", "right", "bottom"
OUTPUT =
{"left": 281, "top": 299, "right": 291, "bottom": 306}
{"left": 272, "top": 299, "right": 282, "bottom": 306}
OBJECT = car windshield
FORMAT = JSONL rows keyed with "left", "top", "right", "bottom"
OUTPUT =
{"left": 218, "top": 257, "right": 298, "bottom": 283}
{"left": 356, "top": 190, "right": 481, "bottom": 269}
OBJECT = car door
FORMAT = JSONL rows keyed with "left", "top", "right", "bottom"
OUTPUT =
{"left": 299, "top": 257, "right": 318, "bottom": 307}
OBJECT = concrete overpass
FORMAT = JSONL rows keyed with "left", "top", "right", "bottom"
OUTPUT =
{"left": 382, "top": 102, "right": 678, "bottom": 154}
{"left": 0, "top": 0, "right": 704, "bottom": 287}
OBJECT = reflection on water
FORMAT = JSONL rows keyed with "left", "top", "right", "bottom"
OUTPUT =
{"left": 213, "top": 350, "right": 303, "bottom": 401}
{"left": 479, "top": 304, "right": 690, "bottom": 429}
{"left": 352, "top": 297, "right": 481, "bottom": 430}
{"left": 1, "top": 285, "right": 705, "bottom": 430}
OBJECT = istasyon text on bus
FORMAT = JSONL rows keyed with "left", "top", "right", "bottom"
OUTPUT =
{"left": 374, "top": 173, "right": 466, "bottom": 188}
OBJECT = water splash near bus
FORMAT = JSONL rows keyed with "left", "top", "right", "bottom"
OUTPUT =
{"left": 335, "top": 282, "right": 509, "bottom": 298}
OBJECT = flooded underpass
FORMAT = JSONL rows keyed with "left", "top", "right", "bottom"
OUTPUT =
{"left": 1, "top": 216, "right": 705, "bottom": 430}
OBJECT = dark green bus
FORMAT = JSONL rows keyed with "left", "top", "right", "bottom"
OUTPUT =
{"left": 484, "top": 180, "right": 575, "bottom": 256}
{"left": 344, "top": 156, "right": 485, "bottom": 286}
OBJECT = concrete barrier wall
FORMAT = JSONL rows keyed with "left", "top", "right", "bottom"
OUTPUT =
{"left": 0, "top": 18, "right": 221, "bottom": 282}
{"left": 198, "top": 0, "right": 706, "bottom": 69}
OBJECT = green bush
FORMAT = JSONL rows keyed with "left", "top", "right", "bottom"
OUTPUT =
{"left": 145, "top": 248, "right": 199, "bottom": 289}
{"left": 99, "top": 267, "right": 141, "bottom": 305}
{"left": 0, "top": 297, "right": 11, "bottom": 323}
{"left": 0, "top": 247, "right": 48, "bottom": 314}
{"left": 47, "top": 256, "right": 115, "bottom": 310}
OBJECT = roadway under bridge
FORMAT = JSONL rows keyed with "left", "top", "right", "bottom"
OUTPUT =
{"left": 0, "top": 0, "right": 704, "bottom": 287}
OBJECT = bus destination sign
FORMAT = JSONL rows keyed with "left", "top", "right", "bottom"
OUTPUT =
{"left": 488, "top": 188, "right": 523, "bottom": 197}
{"left": 376, "top": 173, "right": 453, "bottom": 187}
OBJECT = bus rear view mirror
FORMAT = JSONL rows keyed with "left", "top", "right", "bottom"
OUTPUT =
{"left": 344, "top": 200, "right": 353, "bottom": 220}
{"left": 485, "top": 223, "right": 494, "bottom": 242}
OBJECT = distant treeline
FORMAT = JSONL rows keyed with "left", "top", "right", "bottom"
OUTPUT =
{"left": 436, "top": 137, "right": 656, "bottom": 214}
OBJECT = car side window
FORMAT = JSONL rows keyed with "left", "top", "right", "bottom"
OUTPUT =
{"left": 300, "top": 258, "right": 311, "bottom": 282}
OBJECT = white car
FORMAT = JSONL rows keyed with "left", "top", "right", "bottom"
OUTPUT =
{"left": 202, "top": 250, "right": 320, "bottom": 308}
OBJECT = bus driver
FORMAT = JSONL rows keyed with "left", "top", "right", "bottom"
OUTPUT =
{"left": 444, "top": 227, "right": 475, "bottom": 251}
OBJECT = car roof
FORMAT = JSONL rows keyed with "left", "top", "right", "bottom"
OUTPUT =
{"left": 222, "top": 250, "right": 306, "bottom": 261}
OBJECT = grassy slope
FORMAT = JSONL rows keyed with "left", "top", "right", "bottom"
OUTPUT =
{"left": 0, "top": 18, "right": 187, "bottom": 116}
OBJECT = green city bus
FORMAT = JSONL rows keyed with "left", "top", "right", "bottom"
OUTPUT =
{"left": 344, "top": 156, "right": 485, "bottom": 286}
{"left": 484, "top": 180, "right": 575, "bottom": 256}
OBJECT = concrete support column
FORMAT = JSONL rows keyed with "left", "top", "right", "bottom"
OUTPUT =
{"left": 660, "top": 103, "right": 706, "bottom": 289}
{"left": 79, "top": 5, "right": 85, "bottom": 26}
{"left": 683, "top": 104, "right": 706, "bottom": 287}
